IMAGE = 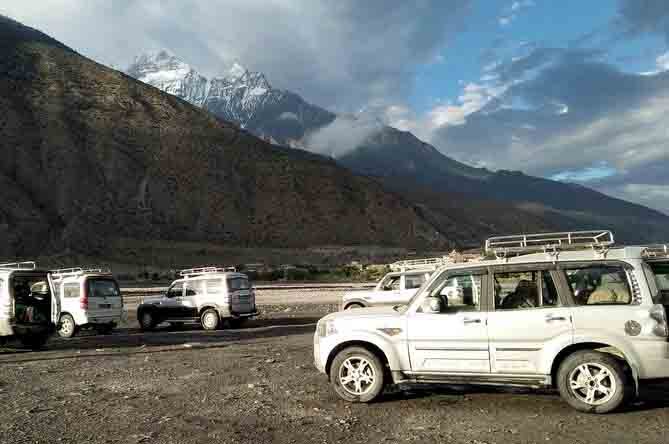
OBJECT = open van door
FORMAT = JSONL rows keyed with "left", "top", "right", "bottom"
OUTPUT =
{"left": 47, "top": 273, "right": 61, "bottom": 326}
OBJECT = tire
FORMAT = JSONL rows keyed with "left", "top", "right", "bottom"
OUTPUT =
{"left": 57, "top": 314, "right": 77, "bottom": 338}
{"left": 557, "top": 350, "right": 630, "bottom": 414}
{"left": 329, "top": 346, "right": 386, "bottom": 403}
{"left": 345, "top": 303, "right": 364, "bottom": 310}
{"left": 19, "top": 333, "right": 49, "bottom": 350}
{"left": 200, "top": 309, "right": 220, "bottom": 331}
{"left": 138, "top": 310, "right": 156, "bottom": 331}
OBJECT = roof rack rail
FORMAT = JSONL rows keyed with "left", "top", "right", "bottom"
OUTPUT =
{"left": 390, "top": 257, "right": 450, "bottom": 272}
{"left": 641, "top": 244, "right": 669, "bottom": 259}
{"left": 50, "top": 267, "right": 112, "bottom": 278}
{"left": 0, "top": 261, "right": 37, "bottom": 270}
{"left": 485, "top": 230, "right": 615, "bottom": 258}
{"left": 179, "top": 266, "right": 237, "bottom": 277}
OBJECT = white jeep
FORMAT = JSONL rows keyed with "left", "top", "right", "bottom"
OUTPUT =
{"left": 340, "top": 258, "right": 449, "bottom": 310}
{"left": 315, "top": 230, "right": 669, "bottom": 413}
{"left": 137, "top": 267, "right": 259, "bottom": 331}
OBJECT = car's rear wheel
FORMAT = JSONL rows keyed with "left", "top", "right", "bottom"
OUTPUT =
{"left": 330, "top": 346, "right": 385, "bottom": 403}
{"left": 57, "top": 314, "right": 77, "bottom": 338}
{"left": 344, "top": 303, "right": 364, "bottom": 310}
{"left": 139, "top": 311, "right": 156, "bottom": 331}
{"left": 201, "top": 309, "right": 220, "bottom": 331}
{"left": 557, "top": 350, "right": 629, "bottom": 414}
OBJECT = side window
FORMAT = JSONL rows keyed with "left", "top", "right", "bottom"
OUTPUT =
{"left": 205, "top": 279, "right": 223, "bottom": 296}
{"left": 63, "top": 283, "right": 81, "bottom": 298}
{"left": 494, "top": 271, "right": 559, "bottom": 310}
{"left": 167, "top": 282, "right": 184, "bottom": 298}
{"left": 185, "top": 280, "right": 205, "bottom": 296}
{"left": 405, "top": 274, "right": 426, "bottom": 290}
{"left": 564, "top": 265, "right": 632, "bottom": 305}
{"left": 382, "top": 276, "right": 401, "bottom": 291}
{"left": 425, "top": 272, "right": 482, "bottom": 312}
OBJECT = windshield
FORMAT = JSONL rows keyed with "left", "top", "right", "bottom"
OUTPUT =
{"left": 644, "top": 261, "right": 669, "bottom": 304}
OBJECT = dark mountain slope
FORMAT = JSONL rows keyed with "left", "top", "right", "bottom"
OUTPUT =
{"left": 338, "top": 127, "right": 669, "bottom": 243}
{"left": 0, "top": 16, "right": 447, "bottom": 259}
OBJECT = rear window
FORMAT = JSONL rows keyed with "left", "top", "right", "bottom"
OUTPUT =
{"left": 227, "top": 277, "right": 250, "bottom": 291}
{"left": 88, "top": 279, "right": 120, "bottom": 298}
{"left": 563, "top": 265, "right": 632, "bottom": 305}
{"left": 645, "top": 262, "right": 669, "bottom": 304}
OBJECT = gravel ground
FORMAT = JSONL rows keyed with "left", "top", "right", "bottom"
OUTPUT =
{"left": 1, "top": 305, "right": 669, "bottom": 444}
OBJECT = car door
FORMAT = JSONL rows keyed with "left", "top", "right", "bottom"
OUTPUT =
{"left": 407, "top": 268, "right": 490, "bottom": 373}
{"left": 163, "top": 282, "right": 185, "bottom": 318}
{"left": 182, "top": 280, "right": 203, "bottom": 318}
{"left": 486, "top": 266, "right": 573, "bottom": 375}
{"left": 373, "top": 274, "right": 402, "bottom": 306}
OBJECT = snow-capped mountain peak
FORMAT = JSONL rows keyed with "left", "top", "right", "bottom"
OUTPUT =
{"left": 227, "top": 62, "right": 247, "bottom": 79}
{"left": 127, "top": 50, "right": 208, "bottom": 106}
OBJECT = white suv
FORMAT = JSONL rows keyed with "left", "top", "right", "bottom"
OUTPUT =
{"left": 341, "top": 270, "right": 432, "bottom": 310}
{"left": 0, "top": 262, "right": 59, "bottom": 349}
{"left": 137, "top": 267, "right": 258, "bottom": 331}
{"left": 314, "top": 230, "right": 669, "bottom": 413}
{"left": 51, "top": 268, "right": 124, "bottom": 338}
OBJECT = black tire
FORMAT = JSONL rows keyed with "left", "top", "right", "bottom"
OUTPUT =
{"left": 138, "top": 310, "right": 156, "bottom": 331}
{"left": 19, "top": 333, "right": 49, "bottom": 350}
{"left": 329, "top": 346, "right": 386, "bottom": 403}
{"left": 345, "top": 303, "right": 364, "bottom": 310}
{"left": 200, "top": 309, "right": 220, "bottom": 331}
{"left": 57, "top": 313, "right": 77, "bottom": 338}
{"left": 557, "top": 350, "right": 630, "bottom": 414}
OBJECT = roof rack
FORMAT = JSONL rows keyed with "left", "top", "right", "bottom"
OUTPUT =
{"left": 50, "top": 267, "right": 112, "bottom": 278}
{"left": 485, "top": 230, "right": 615, "bottom": 258}
{"left": 390, "top": 257, "right": 450, "bottom": 272}
{"left": 641, "top": 244, "right": 669, "bottom": 259}
{"left": 179, "top": 266, "right": 237, "bottom": 277}
{"left": 0, "top": 261, "right": 37, "bottom": 270}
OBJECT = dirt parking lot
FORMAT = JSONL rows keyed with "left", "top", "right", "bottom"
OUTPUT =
{"left": 1, "top": 305, "right": 669, "bottom": 444}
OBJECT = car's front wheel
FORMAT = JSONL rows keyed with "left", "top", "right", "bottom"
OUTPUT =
{"left": 557, "top": 350, "right": 630, "bottom": 414}
{"left": 330, "top": 346, "right": 385, "bottom": 403}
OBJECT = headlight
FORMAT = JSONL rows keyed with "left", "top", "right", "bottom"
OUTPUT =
{"left": 317, "top": 319, "right": 337, "bottom": 337}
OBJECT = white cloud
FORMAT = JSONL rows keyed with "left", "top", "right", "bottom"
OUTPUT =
{"left": 657, "top": 51, "right": 669, "bottom": 70}
{"left": 0, "top": 0, "right": 472, "bottom": 113}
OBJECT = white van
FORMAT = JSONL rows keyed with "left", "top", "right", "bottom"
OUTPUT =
{"left": 0, "top": 262, "right": 59, "bottom": 349}
{"left": 51, "top": 268, "right": 123, "bottom": 338}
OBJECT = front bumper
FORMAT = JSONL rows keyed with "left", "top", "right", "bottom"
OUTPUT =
{"left": 314, "top": 332, "right": 325, "bottom": 373}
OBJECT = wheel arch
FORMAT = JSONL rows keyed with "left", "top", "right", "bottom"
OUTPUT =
{"left": 343, "top": 299, "right": 369, "bottom": 310}
{"left": 550, "top": 341, "right": 639, "bottom": 392}
{"left": 325, "top": 340, "right": 392, "bottom": 380}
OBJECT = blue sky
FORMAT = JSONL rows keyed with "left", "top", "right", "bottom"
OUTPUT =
{"left": 2, "top": 0, "right": 669, "bottom": 214}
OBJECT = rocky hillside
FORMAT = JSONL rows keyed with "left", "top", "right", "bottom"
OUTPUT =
{"left": 0, "top": 16, "right": 448, "bottom": 259}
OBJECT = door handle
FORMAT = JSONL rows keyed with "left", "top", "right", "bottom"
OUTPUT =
{"left": 545, "top": 315, "right": 567, "bottom": 322}
{"left": 463, "top": 318, "right": 481, "bottom": 324}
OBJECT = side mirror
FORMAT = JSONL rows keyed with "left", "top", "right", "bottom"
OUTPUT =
{"left": 422, "top": 296, "right": 442, "bottom": 314}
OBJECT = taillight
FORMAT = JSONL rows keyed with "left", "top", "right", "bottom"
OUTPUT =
{"left": 80, "top": 284, "right": 89, "bottom": 310}
{"left": 650, "top": 305, "right": 668, "bottom": 337}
